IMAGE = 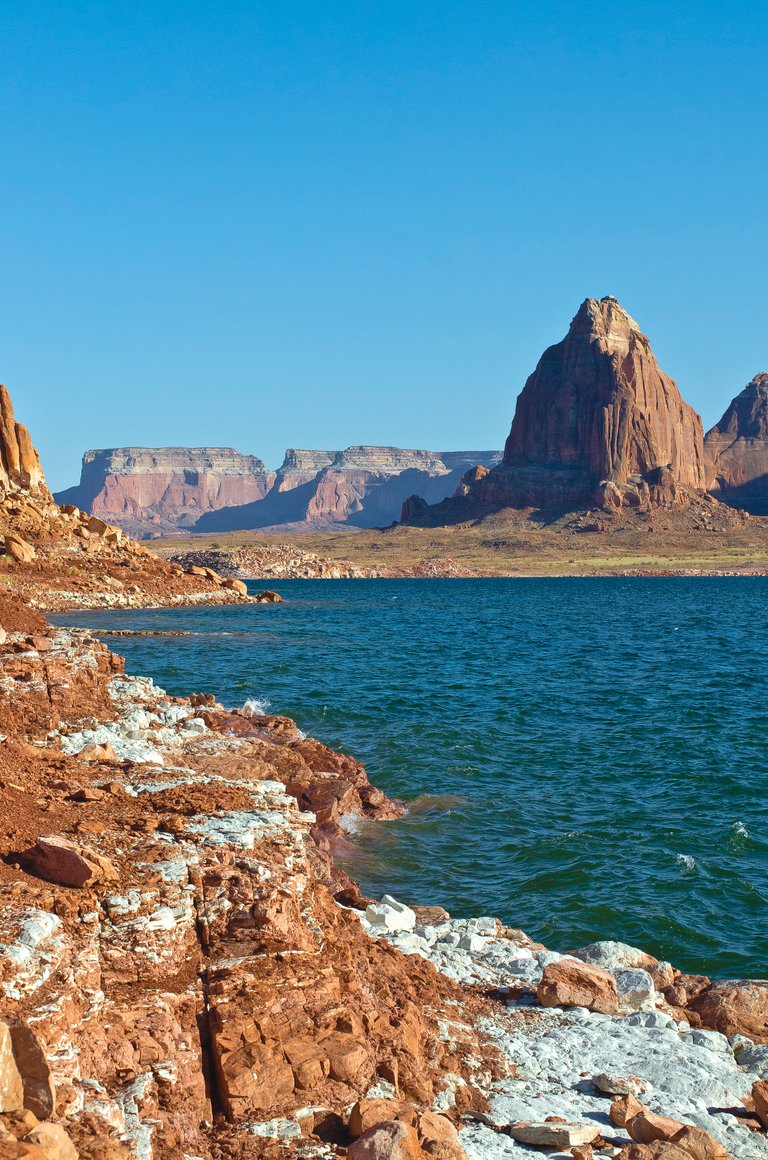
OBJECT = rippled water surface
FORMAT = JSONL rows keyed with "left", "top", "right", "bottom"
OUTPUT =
{"left": 55, "top": 578, "right": 768, "bottom": 976}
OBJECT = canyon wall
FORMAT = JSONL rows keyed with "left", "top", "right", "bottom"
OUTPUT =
{"left": 704, "top": 374, "right": 768, "bottom": 514}
{"left": 55, "top": 447, "right": 275, "bottom": 538}
{"left": 58, "top": 446, "right": 502, "bottom": 536}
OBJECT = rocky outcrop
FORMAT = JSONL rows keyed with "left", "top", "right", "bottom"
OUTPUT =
{"left": 0, "top": 385, "right": 264, "bottom": 612}
{"left": 403, "top": 297, "right": 708, "bottom": 523}
{"left": 57, "top": 446, "right": 502, "bottom": 536}
{"left": 0, "top": 385, "right": 47, "bottom": 498}
{"left": 55, "top": 447, "right": 275, "bottom": 538}
{"left": 195, "top": 446, "right": 503, "bottom": 532}
{"left": 704, "top": 375, "right": 768, "bottom": 513}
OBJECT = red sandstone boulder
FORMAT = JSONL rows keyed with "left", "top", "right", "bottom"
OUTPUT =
{"left": 348, "top": 1099, "right": 416, "bottom": 1138}
{"left": 7, "top": 1023, "right": 55, "bottom": 1120}
{"left": 611, "top": 1095, "right": 645, "bottom": 1127}
{"left": 537, "top": 958, "right": 619, "bottom": 1014}
{"left": 417, "top": 1110, "right": 466, "bottom": 1159}
{"left": 752, "top": 1080, "right": 768, "bottom": 1130}
{"left": 77, "top": 742, "right": 119, "bottom": 763}
{"left": 616, "top": 1145, "right": 698, "bottom": 1160}
{"left": 3, "top": 535, "right": 36, "bottom": 564}
{"left": 627, "top": 1107, "right": 689, "bottom": 1145}
{"left": 688, "top": 980, "right": 768, "bottom": 1042}
{"left": 23, "top": 834, "right": 117, "bottom": 888}
{"left": 23, "top": 1123, "right": 78, "bottom": 1160}
{"left": 613, "top": 1100, "right": 731, "bottom": 1160}
{"left": 347, "top": 1120, "right": 428, "bottom": 1159}
{"left": 0, "top": 1023, "right": 24, "bottom": 1114}
{"left": 221, "top": 577, "right": 248, "bottom": 596}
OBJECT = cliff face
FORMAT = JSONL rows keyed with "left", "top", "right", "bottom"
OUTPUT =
{"left": 56, "top": 445, "right": 502, "bottom": 536}
{"left": 704, "top": 374, "right": 768, "bottom": 513}
{"left": 55, "top": 447, "right": 275, "bottom": 538}
{"left": 403, "top": 297, "right": 707, "bottom": 523}
{"left": 0, "top": 385, "right": 48, "bottom": 497}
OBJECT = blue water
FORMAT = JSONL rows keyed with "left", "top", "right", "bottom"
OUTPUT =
{"left": 54, "top": 578, "right": 768, "bottom": 977}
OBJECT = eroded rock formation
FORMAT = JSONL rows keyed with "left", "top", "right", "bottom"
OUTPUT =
{"left": 2, "top": 380, "right": 768, "bottom": 1158}
{"left": 0, "top": 385, "right": 47, "bottom": 497}
{"left": 193, "top": 446, "right": 503, "bottom": 532}
{"left": 58, "top": 446, "right": 502, "bottom": 536}
{"left": 0, "top": 385, "right": 262, "bottom": 611}
{"left": 403, "top": 297, "right": 708, "bottom": 523}
{"left": 55, "top": 448, "right": 275, "bottom": 538}
{"left": 705, "top": 375, "right": 768, "bottom": 513}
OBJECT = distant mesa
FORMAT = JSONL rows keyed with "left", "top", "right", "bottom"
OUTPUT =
{"left": 55, "top": 447, "right": 274, "bottom": 539}
{"left": 402, "top": 296, "right": 709, "bottom": 525}
{"left": 54, "top": 297, "right": 768, "bottom": 535}
{"left": 704, "top": 374, "right": 768, "bottom": 514}
{"left": 55, "top": 444, "right": 502, "bottom": 537}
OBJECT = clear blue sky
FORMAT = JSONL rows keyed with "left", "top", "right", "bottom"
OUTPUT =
{"left": 2, "top": 1, "right": 768, "bottom": 489}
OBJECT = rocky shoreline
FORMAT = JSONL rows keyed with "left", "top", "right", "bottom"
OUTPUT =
{"left": 1, "top": 613, "right": 767, "bottom": 1159}
{"left": 2, "top": 382, "right": 768, "bottom": 1160}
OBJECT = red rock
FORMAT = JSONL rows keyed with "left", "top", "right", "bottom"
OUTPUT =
{"left": 8, "top": 1022, "right": 55, "bottom": 1119}
{"left": 254, "top": 589, "right": 283, "bottom": 603}
{"left": 611, "top": 1095, "right": 645, "bottom": 1127}
{"left": 666, "top": 1127, "right": 731, "bottom": 1160}
{"left": 23, "top": 1123, "right": 78, "bottom": 1160}
{"left": 347, "top": 1120, "right": 428, "bottom": 1159}
{"left": 627, "top": 1107, "right": 688, "bottom": 1144}
{"left": 688, "top": 980, "right": 768, "bottom": 1043}
{"left": 403, "top": 297, "right": 707, "bottom": 523}
{"left": 705, "top": 374, "right": 768, "bottom": 513}
{"left": 3, "top": 536, "right": 36, "bottom": 565}
{"left": 221, "top": 578, "right": 248, "bottom": 596}
{"left": 0, "top": 386, "right": 47, "bottom": 496}
{"left": 54, "top": 447, "right": 276, "bottom": 539}
{"left": 0, "top": 1023, "right": 24, "bottom": 1114}
{"left": 77, "top": 742, "right": 119, "bottom": 764}
{"left": 537, "top": 958, "right": 620, "bottom": 1015}
{"left": 348, "top": 1099, "right": 415, "bottom": 1138}
{"left": 23, "top": 834, "right": 117, "bottom": 888}
{"left": 417, "top": 1110, "right": 467, "bottom": 1159}
{"left": 69, "top": 787, "right": 105, "bottom": 801}
{"left": 752, "top": 1079, "right": 768, "bottom": 1130}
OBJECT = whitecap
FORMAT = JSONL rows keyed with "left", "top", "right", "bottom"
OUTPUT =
{"left": 731, "top": 821, "right": 749, "bottom": 838}
{"left": 242, "top": 696, "right": 270, "bottom": 715}
{"left": 675, "top": 853, "right": 696, "bottom": 872}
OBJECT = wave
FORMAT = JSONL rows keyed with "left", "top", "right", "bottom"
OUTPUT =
{"left": 242, "top": 696, "right": 270, "bottom": 715}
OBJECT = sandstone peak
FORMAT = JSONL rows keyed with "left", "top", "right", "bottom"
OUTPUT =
{"left": 404, "top": 297, "right": 707, "bottom": 523}
{"left": 704, "top": 373, "right": 768, "bottom": 513}
{"left": 0, "top": 385, "right": 48, "bottom": 497}
{"left": 571, "top": 295, "right": 644, "bottom": 357}
{"left": 502, "top": 295, "right": 707, "bottom": 502}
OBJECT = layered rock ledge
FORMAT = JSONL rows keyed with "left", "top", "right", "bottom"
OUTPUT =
{"left": 0, "top": 617, "right": 767, "bottom": 1160}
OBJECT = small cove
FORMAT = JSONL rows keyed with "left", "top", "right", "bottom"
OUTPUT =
{"left": 53, "top": 576, "right": 768, "bottom": 977}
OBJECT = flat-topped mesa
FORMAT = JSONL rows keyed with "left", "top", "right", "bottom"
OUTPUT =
{"left": 0, "top": 384, "right": 48, "bottom": 497}
{"left": 275, "top": 449, "right": 337, "bottom": 490}
{"left": 55, "top": 447, "right": 275, "bottom": 538}
{"left": 194, "top": 446, "right": 503, "bottom": 532}
{"left": 704, "top": 374, "right": 768, "bottom": 513}
{"left": 402, "top": 297, "right": 707, "bottom": 524}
